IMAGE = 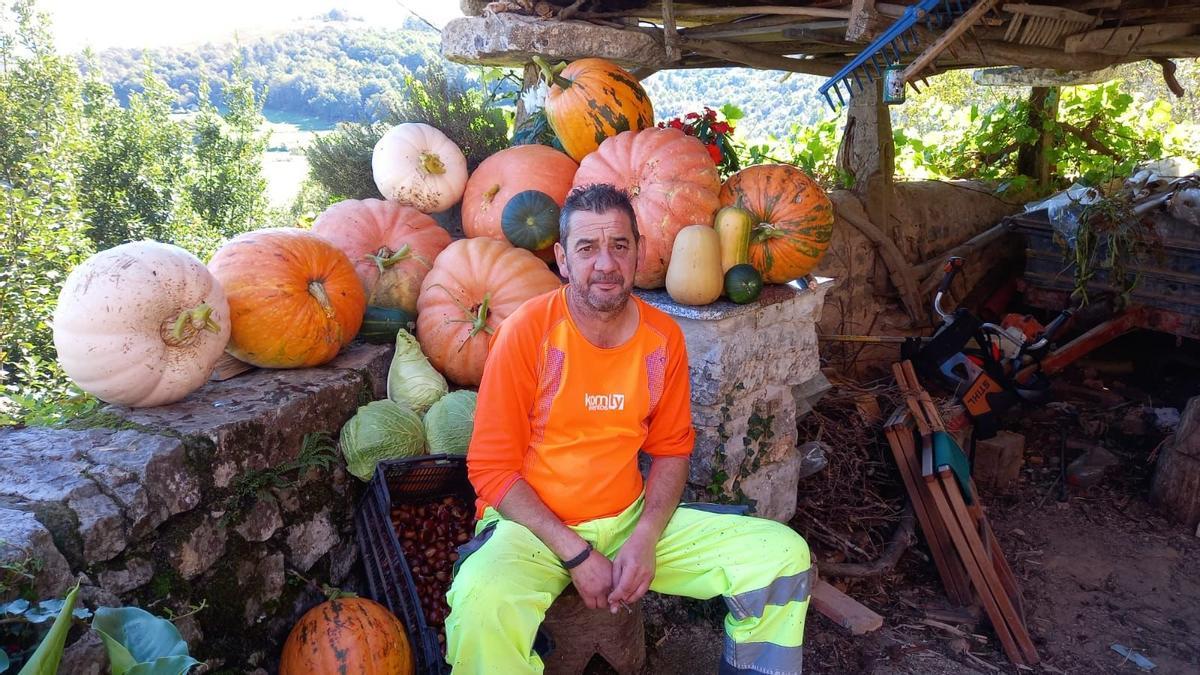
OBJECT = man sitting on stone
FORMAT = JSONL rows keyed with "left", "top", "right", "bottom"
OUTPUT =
{"left": 445, "top": 183, "right": 812, "bottom": 674}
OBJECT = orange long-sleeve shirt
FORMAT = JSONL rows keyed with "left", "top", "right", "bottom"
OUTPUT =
{"left": 467, "top": 287, "right": 695, "bottom": 525}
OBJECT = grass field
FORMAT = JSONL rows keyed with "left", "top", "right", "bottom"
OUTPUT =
{"left": 261, "top": 109, "right": 334, "bottom": 208}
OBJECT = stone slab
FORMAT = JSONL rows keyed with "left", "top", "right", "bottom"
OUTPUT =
{"left": 108, "top": 343, "right": 392, "bottom": 488}
{"left": 0, "top": 427, "right": 196, "bottom": 566}
{"left": 442, "top": 13, "right": 667, "bottom": 69}
{"left": 0, "top": 507, "right": 74, "bottom": 599}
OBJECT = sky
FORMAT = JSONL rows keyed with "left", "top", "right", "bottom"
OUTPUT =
{"left": 40, "top": 0, "right": 464, "bottom": 52}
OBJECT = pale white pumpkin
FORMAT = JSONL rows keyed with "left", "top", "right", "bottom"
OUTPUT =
{"left": 372, "top": 122, "right": 468, "bottom": 214}
{"left": 53, "top": 241, "right": 231, "bottom": 408}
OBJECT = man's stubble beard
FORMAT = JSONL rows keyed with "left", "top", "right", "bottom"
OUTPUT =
{"left": 563, "top": 262, "right": 633, "bottom": 316}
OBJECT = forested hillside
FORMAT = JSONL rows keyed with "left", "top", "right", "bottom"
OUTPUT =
{"left": 86, "top": 12, "right": 838, "bottom": 138}
{"left": 86, "top": 13, "right": 467, "bottom": 124}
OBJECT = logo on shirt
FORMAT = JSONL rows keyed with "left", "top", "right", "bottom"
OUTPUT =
{"left": 584, "top": 393, "right": 625, "bottom": 411}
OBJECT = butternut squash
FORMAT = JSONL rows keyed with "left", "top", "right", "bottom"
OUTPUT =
{"left": 666, "top": 225, "right": 723, "bottom": 306}
{"left": 713, "top": 206, "right": 753, "bottom": 273}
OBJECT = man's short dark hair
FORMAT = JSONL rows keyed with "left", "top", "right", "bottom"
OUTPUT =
{"left": 559, "top": 184, "right": 639, "bottom": 247}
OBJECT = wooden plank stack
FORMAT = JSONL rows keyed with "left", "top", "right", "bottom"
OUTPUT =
{"left": 885, "top": 361, "right": 1040, "bottom": 667}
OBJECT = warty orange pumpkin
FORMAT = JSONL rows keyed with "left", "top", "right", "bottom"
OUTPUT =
{"left": 311, "top": 198, "right": 451, "bottom": 314}
{"left": 719, "top": 164, "right": 835, "bottom": 284}
{"left": 572, "top": 127, "right": 722, "bottom": 289}
{"left": 208, "top": 228, "right": 365, "bottom": 368}
{"left": 417, "top": 238, "right": 561, "bottom": 386}
{"left": 534, "top": 56, "right": 655, "bottom": 162}
{"left": 279, "top": 597, "right": 414, "bottom": 675}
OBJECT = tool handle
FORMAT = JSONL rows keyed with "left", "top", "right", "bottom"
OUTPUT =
{"left": 1041, "top": 309, "right": 1073, "bottom": 343}
{"left": 1025, "top": 308, "right": 1073, "bottom": 353}
{"left": 933, "top": 257, "right": 965, "bottom": 321}
{"left": 937, "top": 257, "right": 966, "bottom": 296}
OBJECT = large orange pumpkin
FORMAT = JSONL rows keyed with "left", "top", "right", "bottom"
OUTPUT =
{"left": 572, "top": 127, "right": 722, "bottom": 289}
{"left": 280, "top": 597, "right": 414, "bottom": 675}
{"left": 461, "top": 145, "right": 578, "bottom": 247}
{"left": 719, "top": 164, "right": 835, "bottom": 284}
{"left": 311, "top": 198, "right": 451, "bottom": 314}
{"left": 417, "top": 238, "right": 561, "bottom": 386}
{"left": 208, "top": 228, "right": 365, "bottom": 368}
{"left": 535, "top": 56, "right": 655, "bottom": 162}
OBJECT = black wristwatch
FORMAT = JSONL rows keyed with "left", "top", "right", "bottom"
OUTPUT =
{"left": 562, "top": 542, "right": 594, "bottom": 570}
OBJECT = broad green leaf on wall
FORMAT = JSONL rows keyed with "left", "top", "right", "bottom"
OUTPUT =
{"left": 91, "top": 607, "right": 198, "bottom": 675}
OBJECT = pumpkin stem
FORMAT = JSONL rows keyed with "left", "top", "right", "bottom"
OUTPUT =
{"left": 427, "top": 284, "right": 496, "bottom": 338}
{"left": 531, "top": 55, "right": 572, "bottom": 90}
{"left": 419, "top": 152, "right": 446, "bottom": 176}
{"left": 482, "top": 184, "right": 501, "bottom": 204}
{"left": 470, "top": 293, "right": 496, "bottom": 338}
{"left": 368, "top": 244, "right": 413, "bottom": 274}
{"left": 308, "top": 281, "right": 336, "bottom": 318}
{"left": 163, "top": 303, "right": 221, "bottom": 347}
{"left": 752, "top": 223, "right": 783, "bottom": 243}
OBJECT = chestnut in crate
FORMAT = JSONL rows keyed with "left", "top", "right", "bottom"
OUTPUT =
{"left": 390, "top": 494, "right": 476, "bottom": 647}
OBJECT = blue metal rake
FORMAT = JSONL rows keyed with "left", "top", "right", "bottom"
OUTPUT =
{"left": 818, "top": 0, "right": 977, "bottom": 109}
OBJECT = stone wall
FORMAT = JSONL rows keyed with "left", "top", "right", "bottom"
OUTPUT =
{"left": 0, "top": 344, "right": 392, "bottom": 673}
{"left": 638, "top": 282, "right": 831, "bottom": 523}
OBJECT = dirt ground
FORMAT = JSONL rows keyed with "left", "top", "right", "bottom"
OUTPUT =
{"left": 637, "top": 333, "right": 1200, "bottom": 675}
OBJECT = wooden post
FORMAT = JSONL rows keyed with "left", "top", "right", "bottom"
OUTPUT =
{"left": 837, "top": 80, "right": 894, "bottom": 229}
{"left": 837, "top": 80, "right": 907, "bottom": 318}
{"left": 514, "top": 62, "right": 542, "bottom": 129}
{"left": 1151, "top": 396, "right": 1200, "bottom": 530}
{"left": 1016, "top": 86, "right": 1059, "bottom": 190}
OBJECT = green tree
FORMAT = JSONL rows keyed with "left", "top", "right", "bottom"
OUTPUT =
{"left": 185, "top": 67, "right": 270, "bottom": 240}
{"left": 77, "top": 60, "right": 191, "bottom": 249}
{"left": 0, "top": 0, "right": 95, "bottom": 424}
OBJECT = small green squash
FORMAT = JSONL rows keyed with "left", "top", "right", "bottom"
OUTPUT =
{"left": 358, "top": 305, "right": 417, "bottom": 344}
{"left": 501, "top": 190, "right": 560, "bottom": 252}
{"left": 713, "top": 206, "right": 753, "bottom": 273}
{"left": 724, "top": 264, "right": 763, "bottom": 304}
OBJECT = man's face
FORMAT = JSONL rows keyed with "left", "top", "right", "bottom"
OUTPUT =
{"left": 554, "top": 208, "right": 641, "bottom": 314}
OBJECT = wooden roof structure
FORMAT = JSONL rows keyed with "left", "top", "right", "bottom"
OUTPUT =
{"left": 444, "top": 1, "right": 1199, "bottom": 91}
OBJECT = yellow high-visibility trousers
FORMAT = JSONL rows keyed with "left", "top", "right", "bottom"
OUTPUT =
{"left": 445, "top": 497, "right": 812, "bottom": 674}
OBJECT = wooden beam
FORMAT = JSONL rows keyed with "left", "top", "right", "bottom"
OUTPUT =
{"left": 676, "top": 36, "right": 841, "bottom": 76}
{"left": 1065, "top": 23, "right": 1197, "bottom": 55}
{"left": 846, "top": 0, "right": 878, "bottom": 43}
{"left": 582, "top": 5, "right": 851, "bottom": 20}
{"left": 811, "top": 579, "right": 884, "bottom": 635}
{"left": 901, "top": 0, "right": 999, "bottom": 82}
{"left": 661, "top": 0, "right": 680, "bottom": 62}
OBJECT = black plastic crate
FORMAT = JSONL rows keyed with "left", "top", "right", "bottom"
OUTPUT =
{"left": 355, "top": 455, "right": 474, "bottom": 675}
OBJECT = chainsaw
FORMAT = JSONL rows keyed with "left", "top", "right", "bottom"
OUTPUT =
{"left": 900, "top": 257, "right": 1073, "bottom": 439}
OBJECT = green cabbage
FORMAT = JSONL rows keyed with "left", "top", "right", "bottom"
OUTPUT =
{"left": 386, "top": 328, "right": 448, "bottom": 414}
{"left": 423, "top": 390, "right": 477, "bottom": 456}
{"left": 340, "top": 399, "right": 425, "bottom": 480}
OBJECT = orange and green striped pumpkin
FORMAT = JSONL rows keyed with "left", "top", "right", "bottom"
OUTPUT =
{"left": 280, "top": 597, "right": 414, "bottom": 675}
{"left": 534, "top": 56, "right": 654, "bottom": 162}
{"left": 718, "top": 164, "right": 835, "bottom": 284}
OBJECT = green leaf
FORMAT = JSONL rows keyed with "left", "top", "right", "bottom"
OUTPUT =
{"left": 92, "top": 607, "right": 196, "bottom": 675}
{"left": 17, "top": 582, "right": 78, "bottom": 675}
{"left": 2, "top": 599, "right": 30, "bottom": 616}
{"left": 719, "top": 103, "right": 744, "bottom": 121}
{"left": 2, "top": 648, "right": 10, "bottom": 672}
